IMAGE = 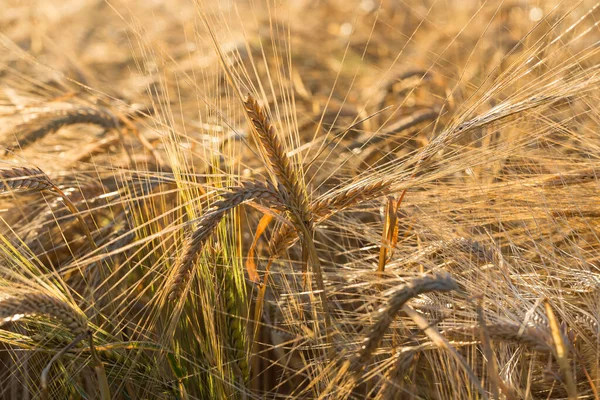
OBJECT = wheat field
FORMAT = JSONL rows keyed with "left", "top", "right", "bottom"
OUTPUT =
{"left": 0, "top": 0, "right": 598, "bottom": 399}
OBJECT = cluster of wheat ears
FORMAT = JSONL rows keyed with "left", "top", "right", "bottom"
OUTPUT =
{"left": 0, "top": 0, "right": 599, "bottom": 399}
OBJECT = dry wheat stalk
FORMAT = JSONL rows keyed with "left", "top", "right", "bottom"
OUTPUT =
{"left": 0, "top": 167, "right": 54, "bottom": 192}
{"left": 12, "top": 106, "right": 119, "bottom": 148}
{"left": 169, "top": 180, "right": 283, "bottom": 299}
{"left": 0, "top": 291, "right": 88, "bottom": 335}
{"left": 353, "top": 274, "right": 458, "bottom": 371}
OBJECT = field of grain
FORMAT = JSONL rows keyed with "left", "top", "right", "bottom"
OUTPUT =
{"left": 0, "top": 0, "right": 599, "bottom": 399}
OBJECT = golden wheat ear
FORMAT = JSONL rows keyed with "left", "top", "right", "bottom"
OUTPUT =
{"left": 243, "top": 95, "right": 312, "bottom": 226}
{"left": 168, "top": 180, "right": 284, "bottom": 300}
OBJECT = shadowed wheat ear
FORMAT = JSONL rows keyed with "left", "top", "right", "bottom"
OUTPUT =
{"left": 11, "top": 106, "right": 119, "bottom": 149}
{"left": 443, "top": 323, "right": 553, "bottom": 353}
{"left": 0, "top": 292, "right": 90, "bottom": 399}
{"left": 0, "top": 165, "right": 97, "bottom": 250}
{"left": 169, "top": 180, "right": 284, "bottom": 300}
{"left": 0, "top": 290, "right": 88, "bottom": 335}
{"left": 0, "top": 290, "right": 111, "bottom": 400}
{"left": 352, "top": 273, "right": 459, "bottom": 372}
{"left": 0, "top": 167, "right": 55, "bottom": 191}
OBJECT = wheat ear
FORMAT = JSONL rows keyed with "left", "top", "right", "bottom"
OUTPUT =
{"left": 0, "top": 291, "right": 88, "bottom": 335}
{"left": 244, "top": 96, "right": 335, "bottom": 353}
{"left": 0, "top": 167, "right": 55, "bottom": 192}
{"left": 351, "top": 108, "right": 439, "bottom": 149}
{"left": 0, "top": 291, "right": 112, "bottom": 400}
{"left": 270, "top": 178, "right": 394, "bottom": 257}
{"left": 353, "top": 274, "right": 459, "bottom": 371}
{"left": 0, "top": 165, "right": 97, "bottom": 250}
{"left": 443, "top": 323, "right": 553, "bottom": 353}
{"left": 169, "top": 180, "right": 283, "bottom": 299}
{"left": 243, "top": 95, "right": 312, "bottom": 227}
{"left": 12, "top": 106, "right": 119, "bottom": 148}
